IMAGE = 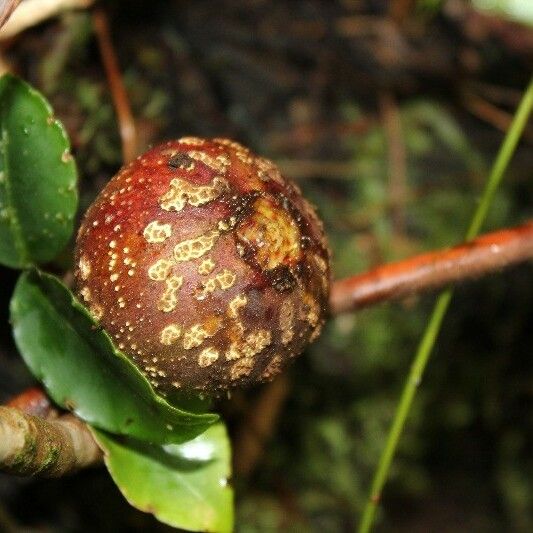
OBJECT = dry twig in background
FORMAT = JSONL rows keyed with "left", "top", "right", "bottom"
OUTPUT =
{"left": 277, "top": 159, "right": 356, "bottom": 180}
{"left": 463, "top": 90, "right": 533, "bottom": 143}
{"left": 92, "top": 6, "right": 137, "bottom": 163}
{"left": 380, "top": 90, "right": 408, "bottom": 235}
{"left": 233, "top": 374, "right": 290, "bottom": 477}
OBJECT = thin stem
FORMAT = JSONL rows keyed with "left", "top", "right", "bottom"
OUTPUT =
{"left": 358, "top": 75, "right": 533, "bottom": 533}
{"left": 329, "top": 221, "right": 533, "bottom": 315}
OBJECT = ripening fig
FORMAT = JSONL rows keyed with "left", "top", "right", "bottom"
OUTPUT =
{"left": 74, "top": 137, "right": 330, "bottom": 393}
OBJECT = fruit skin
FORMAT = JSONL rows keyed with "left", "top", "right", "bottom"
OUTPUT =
{"left": 74, "top": 137, "right": 330, "bottom": 393}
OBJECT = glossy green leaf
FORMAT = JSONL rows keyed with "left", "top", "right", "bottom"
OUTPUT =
{"left": 0, "top": 74, "right": 78, "bottom": 269}
{"left": 10, "top": 269, "right": 217, "bottom": 444}
{"left": 93, "top": 423, "right": 233, "bottom": 533}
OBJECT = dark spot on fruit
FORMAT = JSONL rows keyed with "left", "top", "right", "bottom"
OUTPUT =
{"left": 267, "top": 265, "right": 297, "bottom": 292}
{"left": 168, "top": 153, "right": 194, "bottom": 169}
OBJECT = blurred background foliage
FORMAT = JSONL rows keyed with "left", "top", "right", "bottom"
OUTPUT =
{"left": 0, "top": 0, "right": 531, "bottom": 531}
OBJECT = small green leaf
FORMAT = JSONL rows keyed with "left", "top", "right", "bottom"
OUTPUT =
{"left": 93, "top": 423, "right": 234, "bottom": 533}
{"left": 0, "top": 74, "right": 78, "bottom": 269}
{"left": 10, "top": 269, "right": 217, "bottom": 443}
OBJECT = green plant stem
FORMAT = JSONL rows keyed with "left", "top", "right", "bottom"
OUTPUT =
{"left": 358, "top": 75, "right": 533, "bottom": 533}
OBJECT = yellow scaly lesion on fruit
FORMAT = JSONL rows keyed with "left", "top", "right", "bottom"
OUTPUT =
{"left": 148, "top": 259, "right": 173, "bottom": 281}
{"left": 236, "top": 197, "right": 301, "bottom": 271}
{"left": 198, "top": 346, "right": 220, "bottom": 367}
{"left": 143, "top": 220, "right": 172, "bottom": 243}
{"left": 159, "top": 324, "right": 182, "bottom": 346}
{"left": 159, "top": 176, "right": 228, "bottom": 212}
{"left": 158, "top": 276, "right": 184, "bottom": 312}
{"left": 198, "top": 257, "right": 216, "bottom": 275}
{"left": 78, "top": 255, "right": 91, "bottom": 280}
{"left": 279, "top": 299, "right": 295, "bottom": 345}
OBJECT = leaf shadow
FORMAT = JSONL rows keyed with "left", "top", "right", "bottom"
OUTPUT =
{"left": 115, "top": 434, "right": 217, "bottom": 472}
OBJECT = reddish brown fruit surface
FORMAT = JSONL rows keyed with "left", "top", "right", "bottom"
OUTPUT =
{"left": 74, "top": 138, "right": 330, "bottom": 393}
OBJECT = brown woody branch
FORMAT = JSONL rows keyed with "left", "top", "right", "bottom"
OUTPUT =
{"left": 0, "top": 406, "right": 102, "bottom": 477}
{"left": 329, "top": 220, "right": 533, "bottom": 315}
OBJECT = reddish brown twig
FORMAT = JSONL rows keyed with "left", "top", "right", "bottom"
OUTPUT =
{"left": 463, "top": 91, "right": 533, "bottom": 143}
{"left": 92, "top": 6, "right": 137, "bottom": 163}
{"left": 5, "top": 387, "right": 56, "bottom": 418}
{"left": 330, "top": 220, "right": 533, "bottom": 315}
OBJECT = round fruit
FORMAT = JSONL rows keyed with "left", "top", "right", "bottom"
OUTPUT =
{"left": 75, "top": 137, "right": 330, "bottom": 393}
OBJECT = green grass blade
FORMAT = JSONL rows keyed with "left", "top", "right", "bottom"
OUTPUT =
{"left": 358, "top": 75, "right": 533, "bottom": 533}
